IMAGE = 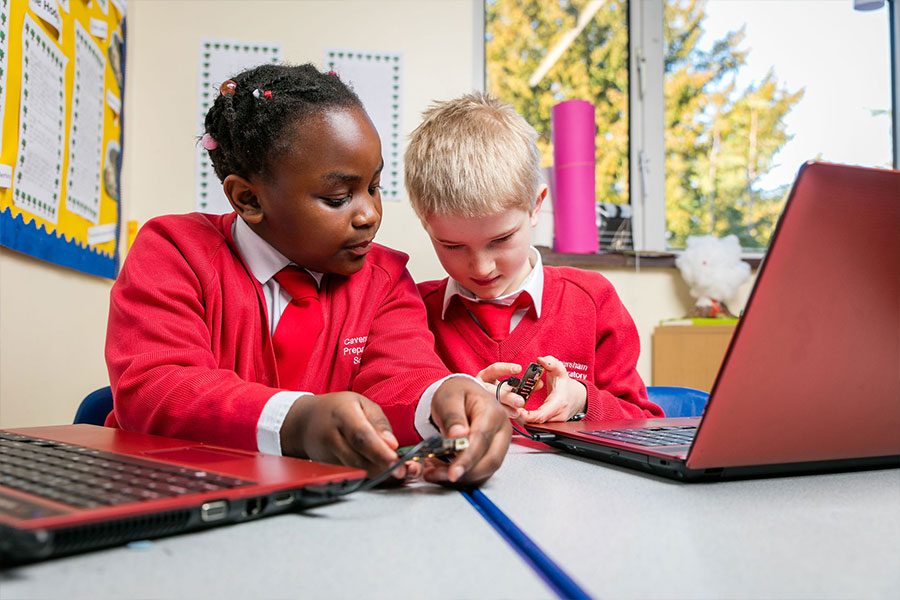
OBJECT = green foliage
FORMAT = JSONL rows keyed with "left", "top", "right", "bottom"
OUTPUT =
{"left": 486, "top": 0, "right": 630, "bottom": 202}
{"left": 485, "top": 0, "right": 803, "bottom": 250}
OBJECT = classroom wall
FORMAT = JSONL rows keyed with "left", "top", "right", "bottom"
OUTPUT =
{"left": 0, "top": 248, "right": 114, "bottom": 427}
{"left": 0, "top": 0, "right": 752, "bottom": 429}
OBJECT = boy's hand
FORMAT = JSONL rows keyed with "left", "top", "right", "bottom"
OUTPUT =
{"left": 520, "top": 356, "right": 587, "bottom": 423}
{"left": 475, "top": 362, "right": 542, "bottom": 419}
{"left": 424, "top": 377, "right": 511, "bottom": 486}
{"left": 280, "top": 392, "right": 421, "bottom": 481}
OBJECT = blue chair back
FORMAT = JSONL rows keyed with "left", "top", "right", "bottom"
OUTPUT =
{"left": 74, "top": 386, "right": 114, "bottom": 425}
{"left": 646, "top": 386, "right": 709, "bottom": 418}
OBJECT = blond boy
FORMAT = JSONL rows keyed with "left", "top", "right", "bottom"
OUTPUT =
{"left": 406, "top": 93, "right": 662, "bottom": 423}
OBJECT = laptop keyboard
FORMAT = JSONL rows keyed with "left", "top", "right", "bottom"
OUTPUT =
{"left": 583, "top": 426, "right": 697, "bottom": 447}
{"left": 0, "top": 431, "right": 254, "bottom": 509}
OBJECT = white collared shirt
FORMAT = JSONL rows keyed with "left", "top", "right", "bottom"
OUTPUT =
{"left": 232, "top": 217, "right": 460, "bottom": 454}
{"left": 441, "top": 247, "right": 544, "bottom": 333}
{"left": 232, "top": 216, "right": 324, "bottom": 335}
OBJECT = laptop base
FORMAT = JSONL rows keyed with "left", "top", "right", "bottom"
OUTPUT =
{"left": 543, "top": 435, "right": 900, "bottom": 482}
{"left": 0, "top": 426, "right": 367, "bottom": 565}
{"left": 0, "top": 477, "right": 360, "bottom": 566}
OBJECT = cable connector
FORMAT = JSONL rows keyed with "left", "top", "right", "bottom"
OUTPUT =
{"left": 496, "top": 375, "right": 559, "bottom": 444}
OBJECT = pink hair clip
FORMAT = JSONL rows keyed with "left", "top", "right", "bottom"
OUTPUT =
{"left": 327, "top": 71, "right": 337, "bottom": 76}
{"left": 201, "top": 133, "right": 218, "bottom": 151}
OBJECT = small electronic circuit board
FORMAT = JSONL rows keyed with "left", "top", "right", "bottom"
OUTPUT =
{"left": 511, "top": 362, "right": 545, "bottom": 400}
{"left": 397, "top": 435, "right": 469, "bottom": 461}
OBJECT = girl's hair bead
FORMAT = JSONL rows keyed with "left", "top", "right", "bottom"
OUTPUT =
{"left": 219, "top": 80, "right": 237, "bottom": 97}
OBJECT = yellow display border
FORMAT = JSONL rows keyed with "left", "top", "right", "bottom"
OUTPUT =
{"left": 0, "top": 0, "right": 124, "bottom": 278}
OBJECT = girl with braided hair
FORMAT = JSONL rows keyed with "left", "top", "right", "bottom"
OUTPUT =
{"left": 105, "top": 63, "right": 510, "bottom": 486}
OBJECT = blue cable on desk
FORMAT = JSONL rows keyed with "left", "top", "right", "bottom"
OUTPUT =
{"left": 461, "top": 488, "right": 592, "bottom": 600}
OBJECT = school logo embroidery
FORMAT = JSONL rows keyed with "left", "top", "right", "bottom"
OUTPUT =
{"left": 562, "top": 360, "right": 589, "bottom": 381}
{"left": 341, "top": 335, "right": 367, "bottom": 365}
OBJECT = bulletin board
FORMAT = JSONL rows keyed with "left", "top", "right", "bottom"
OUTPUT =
{"left": 0, "top": 0, "right": 126, "bottom": 279}
{"left": 326, "top": 48, "right": 403, "bottom": 201}
{"left": 195, "top": 38, "right": 282, "bottom": 214}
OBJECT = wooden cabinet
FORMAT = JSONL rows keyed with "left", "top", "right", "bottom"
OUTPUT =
{"left": 652, "top": 324, "right": 736, "bottom": 392}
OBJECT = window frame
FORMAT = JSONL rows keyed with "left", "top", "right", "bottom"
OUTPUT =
{"left": 629, "top": 0, "right": 666, "bottom": 252}
{"left": 477, "top": 0, "right": 899, "bottom": 259}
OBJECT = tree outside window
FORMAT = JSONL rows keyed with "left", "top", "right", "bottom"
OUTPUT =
{"left": 485, "top": 0, "right": 892, "bottom": 252}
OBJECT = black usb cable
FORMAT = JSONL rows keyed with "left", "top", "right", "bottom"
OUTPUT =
{"left": 332, "top": 434, "right": 468, "bottom": 495}
{"left": 496, "top": 375, "right": 558, "bottom": 443}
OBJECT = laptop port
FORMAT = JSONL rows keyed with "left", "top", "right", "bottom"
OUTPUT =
{"left": 243, "top": 497, "right": 267, "bottom": 517}
{"left": 200, "top": 500, "right": 228, "bottom": 522}
{"left": 272, "top": 491, "right": 294, "bottom": 507}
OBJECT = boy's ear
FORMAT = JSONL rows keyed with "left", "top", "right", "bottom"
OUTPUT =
{"left": 223, "top": 174, "right": 263, "bottom": 224}
{"left": 530, "top": 185, "right": 549, "bottom": 227}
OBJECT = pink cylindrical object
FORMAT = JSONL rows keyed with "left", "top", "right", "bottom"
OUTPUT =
{"left": 551, "top": 100, "right": 598, "bottom": 254}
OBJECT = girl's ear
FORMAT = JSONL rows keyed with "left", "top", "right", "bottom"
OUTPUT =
{"left": 530, "top": 185, "right": 548, "bottom": 227}
{"left": 223, "top": 174, "right": 263, "bottom": 223}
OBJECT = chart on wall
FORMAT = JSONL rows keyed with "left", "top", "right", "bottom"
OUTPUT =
{"left": 0, "top": 0, "right": 126, "bottom": 279}
{"left": 326, "top": 48, "right": 403, "bottom": 201}
{"left": 194, "top": 39, "right": 282, "bottom": 214}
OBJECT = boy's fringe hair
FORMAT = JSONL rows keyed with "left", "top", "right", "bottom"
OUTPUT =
{"left": 404, "top": 92, "right": 543, "bottom": 219}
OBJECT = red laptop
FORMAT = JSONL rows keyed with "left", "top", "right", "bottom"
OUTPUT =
{"left": 527, "top": 162, "right": 900, "bottom": 481}
{"left": 0, "top": 424, "right": 365, "bottom": 563}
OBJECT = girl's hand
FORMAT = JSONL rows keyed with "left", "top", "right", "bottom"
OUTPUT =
{"left": 424, "top": 376, "right": 512, "bottom": 486}
{"left": 280, "top": 392, "right": 421, "bottom": 481}
{"left": 520, "top": 356, "right": 587, "bottom": 424}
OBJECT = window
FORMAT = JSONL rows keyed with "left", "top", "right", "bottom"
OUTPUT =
{"left": 484, "top": 0, "right": 897, "bottom": 254}
{"left": 661, "top": 0, "right": 894, "bottom": 251}
{"left": 485, "top": 0, "right": 633, "bottom": 249}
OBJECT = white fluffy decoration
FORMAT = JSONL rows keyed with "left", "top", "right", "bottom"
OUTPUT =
{"left": 675, "top": 234, "right": 750, "bottom": 314}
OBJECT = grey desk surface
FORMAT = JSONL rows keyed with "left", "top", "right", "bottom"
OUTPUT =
{"left": 491, "top": 438, "right": 900, "bottom": 600}
{"left": 2, "top": 441, "right": 898, "bottom": 600}
{"left": 0, "top": 481, "right": 550, "bottom": 600}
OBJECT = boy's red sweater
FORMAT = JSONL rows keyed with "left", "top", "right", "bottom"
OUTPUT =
{"left": 418, "top": 268, "right": 662, "bottom": 421}
{"left": 105, "top": 212, "right": 449, "bottom": 450}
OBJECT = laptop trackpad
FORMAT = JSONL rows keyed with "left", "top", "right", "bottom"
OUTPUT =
{"left": 142, "top": 447, "right": 254, "bottom": 465}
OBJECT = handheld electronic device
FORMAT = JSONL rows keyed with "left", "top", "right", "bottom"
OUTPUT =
{"left": 396, "top": 436, "right": 470, "bottom": 461}
{"left": 511, "top": 363, "right": 544, "bottom": 400}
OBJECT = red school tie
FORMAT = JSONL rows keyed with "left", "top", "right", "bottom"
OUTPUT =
{"left": 459, "top": 293, "right": 532, "bottom": 342}
{"left": 272, "top": 267, "right": 324, "bottom": 389}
